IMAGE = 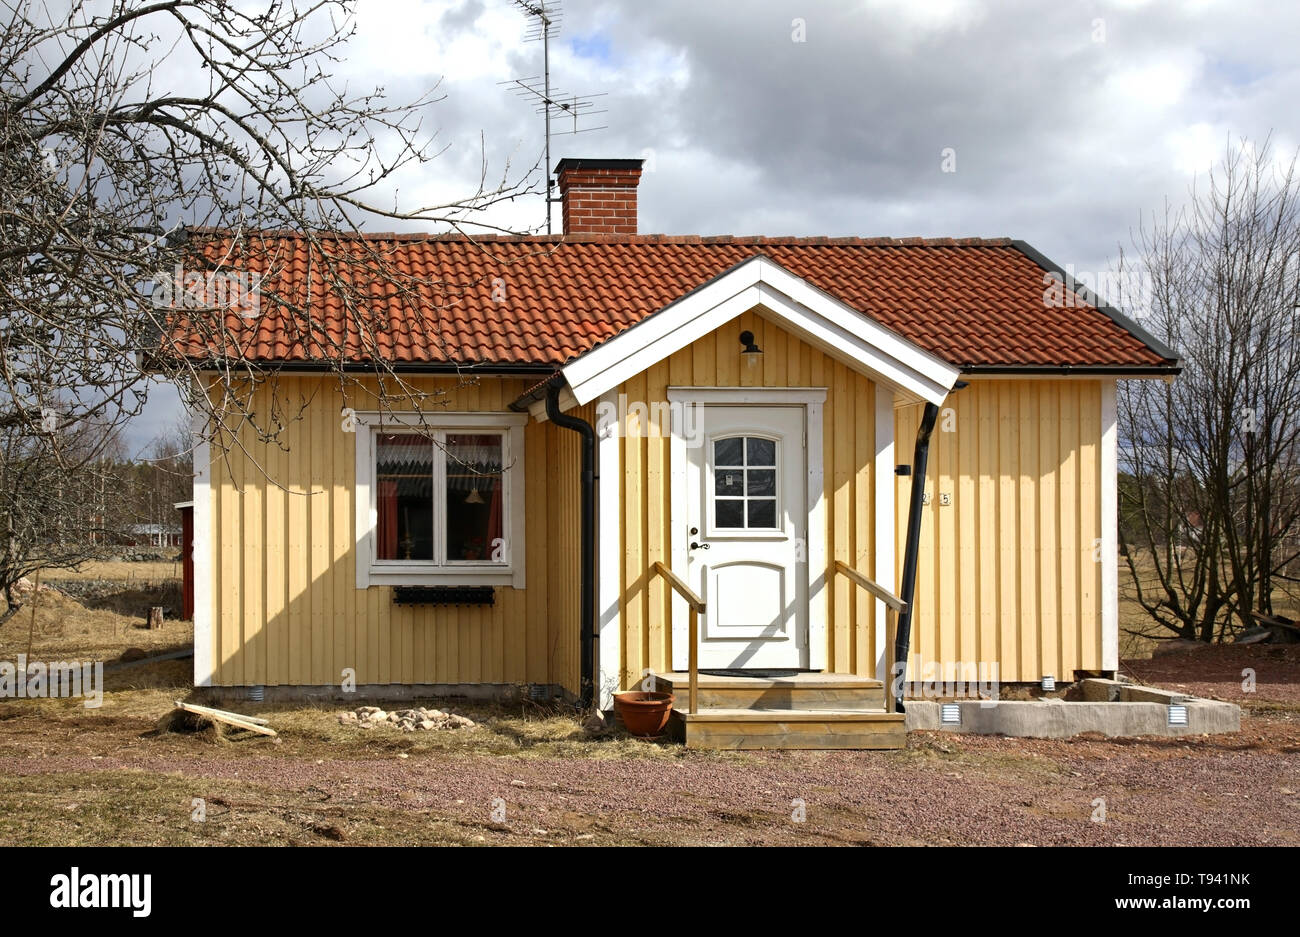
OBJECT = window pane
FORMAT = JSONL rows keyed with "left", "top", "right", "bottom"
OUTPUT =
{"left": 714, "top": 499, "right": 744, "bottom": 528}
{"left": 714, "top": 437, "right": 743, "bottom": 466}
{"left": 747, "top": 469, "right": 776, "bottom": 496}
{"left": 748, "top": 499, "right": 776, "bottom": 528}
{"left": 715, "top": 469, "right": 744, "bottom": 496}
{"left": 746, "top": 437, "right": 775, "bottom": 466}
{"left": 376, "top": 434, "right": 434, "bottom": 560}
{"left": 445, "top": 433, "right": 504, "bottom": 562}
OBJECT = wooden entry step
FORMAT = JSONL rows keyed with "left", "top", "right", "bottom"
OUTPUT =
{"left": 670, "top": 708, "right": 906, "bottom": 750}
{"left": 653, "top": 671, "right": 886, "bottom": 712}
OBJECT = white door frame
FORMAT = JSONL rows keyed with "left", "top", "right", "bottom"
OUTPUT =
{"left": 667, "top": 387, "right": 827, "bottom": 672}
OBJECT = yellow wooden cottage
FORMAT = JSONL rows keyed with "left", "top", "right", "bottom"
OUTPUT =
{"left": 177, "top": 158, "right": 1180, "bottom": 749}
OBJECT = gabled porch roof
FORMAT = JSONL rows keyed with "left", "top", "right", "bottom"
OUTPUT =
{"left": 558, "top": 255, "right": 960, "bottom": 407}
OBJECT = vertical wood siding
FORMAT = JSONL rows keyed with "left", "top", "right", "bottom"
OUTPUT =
{"left": 894, "top": 380, "right": 1103, "bottom": 684}
{"left": 205, "top": 375, "right": 586, "bottom": 692}
{"left": 205, "top": 348, "right": 1107, "bottom": 694}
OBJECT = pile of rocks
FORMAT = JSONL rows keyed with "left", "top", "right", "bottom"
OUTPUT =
{"left": 339, "top": 705, "right": 477, "bottom": 732}
{"left": 11, "top": 576, "right": 59, "bottom": 603}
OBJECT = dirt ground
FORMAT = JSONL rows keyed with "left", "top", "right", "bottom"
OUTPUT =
{"left": 1, "top": 585, "right": 1297, "bottom": 847}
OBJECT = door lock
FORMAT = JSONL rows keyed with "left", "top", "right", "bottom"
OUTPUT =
{"left": 690, "top": 541, "right": 710, "bottom": 551}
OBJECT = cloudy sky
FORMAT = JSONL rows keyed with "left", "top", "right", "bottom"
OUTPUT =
{"left": 130, "top": 0, "right": 1298, "bottom": 449}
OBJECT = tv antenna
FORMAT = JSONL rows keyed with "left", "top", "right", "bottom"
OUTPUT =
{"left": 502, "top": 1, "right": 607, "bottom": 233}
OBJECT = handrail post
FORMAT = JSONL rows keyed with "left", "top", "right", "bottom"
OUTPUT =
{"left": 884, "top": 607, "right": 897, "bottom": 714}
{"left": 688, "top": 606, "right": 699, "bottom": 715}
{"left": 651, "top": 561, "right": 706, "bottom": 715}
{"left": 832, "top": 560, "right": 908, "bottom": 713}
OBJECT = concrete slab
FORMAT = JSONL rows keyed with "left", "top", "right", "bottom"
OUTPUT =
{"left": 905, "top": 697, "right": 1240, "bottom": 737}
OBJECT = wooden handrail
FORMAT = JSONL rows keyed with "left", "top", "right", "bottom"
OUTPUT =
{"left": 652, "top": 561, "right": 705, "bottom": 714}
{"left": 834, "top": 560, "right": 907, "bottom": 713}
{"left": 833, "top": 560, "right": 908, "bottom": 613}
{"left": 652, "top": 561, "right": 705, "bottom": 612}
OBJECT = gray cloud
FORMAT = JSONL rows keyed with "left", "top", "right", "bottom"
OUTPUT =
{"left": 123, "top": 0, "right": 1299, "bottom": 445}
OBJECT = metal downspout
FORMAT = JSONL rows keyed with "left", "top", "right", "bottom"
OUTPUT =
{"left": 545, "top": 382, "right": 597, "bottom": 710}
{"left": 892, "top": 402, "right": 941, "bottom": 714}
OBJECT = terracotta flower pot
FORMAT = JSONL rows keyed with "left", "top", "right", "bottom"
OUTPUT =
{"left": 613, "top": 690, "right": 675, "bottom": 738}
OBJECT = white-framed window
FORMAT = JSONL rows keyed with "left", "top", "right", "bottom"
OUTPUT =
{"left": 354, "top": 412, "right": 527, "bottom": 588}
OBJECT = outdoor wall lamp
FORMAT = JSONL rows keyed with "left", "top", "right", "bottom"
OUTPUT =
{"left": 739, "top": 329, "right": 763, "bottom": 369}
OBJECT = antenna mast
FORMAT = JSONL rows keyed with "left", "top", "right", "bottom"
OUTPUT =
{"left": 505, "top": 1, "right": 607, "bottom": 233}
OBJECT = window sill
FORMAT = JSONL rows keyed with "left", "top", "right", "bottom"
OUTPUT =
{"left": 364, "top": 567, "right": 520, "bottom": 588}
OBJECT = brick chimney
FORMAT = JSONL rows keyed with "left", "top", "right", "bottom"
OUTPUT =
{"left": 554, "top": 158, "right": 644, "bottom": 236}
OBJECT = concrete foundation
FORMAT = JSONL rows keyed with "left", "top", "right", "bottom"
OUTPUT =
{"left": 905, "top": 689, "right": 1240, "bottom": 738}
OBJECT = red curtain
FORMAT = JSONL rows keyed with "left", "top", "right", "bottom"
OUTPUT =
{"left": 377, "top": 480, "right": 398, "bottom": 559}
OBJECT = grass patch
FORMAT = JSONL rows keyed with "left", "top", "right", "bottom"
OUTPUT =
{"left": 44, "top": 560, "right": 181, "bottom": 581}
{"left": 0, "top": 591, "right": 190, "bottom": 664}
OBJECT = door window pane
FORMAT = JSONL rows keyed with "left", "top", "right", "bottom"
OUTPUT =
{"left": 748, "top": 499, "right": 776, "bottom": 528}
{"left": 714, "top": 498, "right": 745, "bottom": 528}
{"left": 445, "top": 433, "right": 504, "bottom": 562}
{"left": 715, "top": 469, "right": 744, "bottom": 496}
{"left": 376, "top": 434, "right": 434, "bottom": 560}
{"left": 714, "top": 437, "right": 743, "bottom": 466}
{"left": 746, "top": 437, "right": 775, "bottom": 466}
{"left": 747, "top": 469, "right": 776, "bottom": 496}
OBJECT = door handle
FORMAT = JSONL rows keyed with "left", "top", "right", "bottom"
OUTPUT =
{"left": 690, "top": 541, "right": 710, "bottom": 551}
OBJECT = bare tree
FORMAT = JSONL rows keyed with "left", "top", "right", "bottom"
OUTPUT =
{"left": 0, "top": 1, "right": 540, "bottom": 618}
{"left": 0, "top": 413, "right": 124, "bottom": 623}
{"left": 1118, "top": 137, "right": 1300, "bottom": 642}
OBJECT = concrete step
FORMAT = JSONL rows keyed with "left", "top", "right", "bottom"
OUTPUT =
{"left": 654, "top": 671, "right": 885, "bottom": 712}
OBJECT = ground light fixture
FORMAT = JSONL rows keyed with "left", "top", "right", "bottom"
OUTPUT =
{"left": 940, "top": 702, "right": 961, "bottom": 725}
{"left": 1041, "top": 675, "right": 1056, "bottom": 692}
{"left": 1168, "top": 704, "right": 1188, "bottom": 727}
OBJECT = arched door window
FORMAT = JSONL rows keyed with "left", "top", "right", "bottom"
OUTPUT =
{"left": 711, "top": 435, "right": 778, "bottom": 530}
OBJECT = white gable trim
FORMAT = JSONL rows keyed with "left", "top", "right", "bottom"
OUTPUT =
{"left": 562, "top": 256, "right": 959, "bottom": 407}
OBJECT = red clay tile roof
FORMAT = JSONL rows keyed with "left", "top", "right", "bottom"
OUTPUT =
{"left": 170, "top": 232, "right": 1177, "bottom": 371}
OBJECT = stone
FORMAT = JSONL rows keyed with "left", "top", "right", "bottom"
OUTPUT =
{"left": 10, "top": 577, "right": 40, "bottom": 602}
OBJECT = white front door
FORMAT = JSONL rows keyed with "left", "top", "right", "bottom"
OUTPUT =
{"left": 685, "top": 405, "right": 808, "bottom": 669}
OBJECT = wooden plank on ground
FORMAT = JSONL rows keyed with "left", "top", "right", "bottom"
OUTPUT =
{"left": 174, "top": 701, "right": 277, "bottom": 736}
